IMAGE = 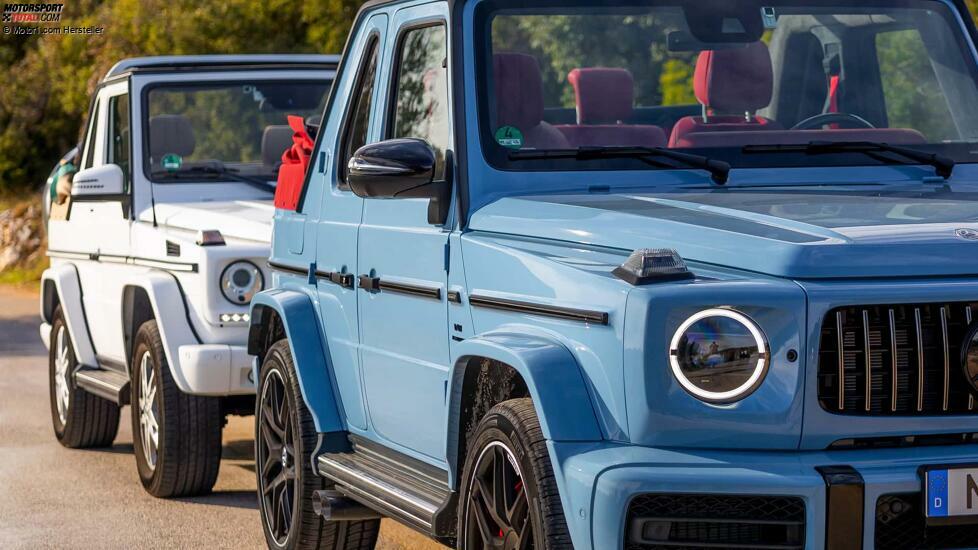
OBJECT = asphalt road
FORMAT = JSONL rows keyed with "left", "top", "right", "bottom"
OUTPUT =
{"left": 0, "top": 286, "right": 442, "bottom": 549}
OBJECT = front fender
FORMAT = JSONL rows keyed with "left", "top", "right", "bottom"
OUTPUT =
{"left": 447, "top": 332, "right": 603, "bottom": 471}
{"left": 249, "top": 289, "right": 344, "bottom": 433}
{"left": 120, "top": 271, "right": 202, "bottom": 393}
{"left": 41, "top": 264, "right": 96, "bottom": 367}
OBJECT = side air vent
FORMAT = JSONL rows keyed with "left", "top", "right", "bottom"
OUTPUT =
{"left": 166, "top": 241, "right": 181, "bottom": 257}
{"left": 817, "top": 302, "right": 978, "bottom": 416}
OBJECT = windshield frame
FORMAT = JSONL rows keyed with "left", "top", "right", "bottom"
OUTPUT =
{"left": 140, "top": 76, "right": 331, "bottom": 186}
{"left": 471, "top": 0, "right": 978, "bottom": 175}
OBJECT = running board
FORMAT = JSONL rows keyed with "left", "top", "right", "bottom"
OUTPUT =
{"left": 316, "top": 435, "right": 455, "bottom": 536}
{"left": 74, "top": 368, "right": 129, "bottom": 405}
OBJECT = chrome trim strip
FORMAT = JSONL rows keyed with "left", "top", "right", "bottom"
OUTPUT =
{"left": 863, "top": 310, "right": 872, "bottom": 413}
{"left": 268, "top": 260, "right": 308, "bottom": 277}
{"left": 889, "top": 309, "right": 898, "bottom": 413}
{"left": 915, "top": 308, "right": 924, "bottom": 413}
{"left": 837, "top": 311, "right": 845, "bottom": 411}
{"left": 131, "top": 257, "right": 196, "bottom": 272}
{"left": 377, "top": 280, "right": 442, "bottom": 301}
{"left": 47, "top": 249, "right": 198, "bottom": 273}
{"left": 46, "top": 250, "right": 92, "bottom": 261}
{"left": 469, "top": 294, "right": 609, "bottom": 325}
{"left": 941, "top": 306, "right": 950, "bottom": 412}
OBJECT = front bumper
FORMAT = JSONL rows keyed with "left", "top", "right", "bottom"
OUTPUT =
{"left": 176, "top": 344, "right": 255, "bottom": 396}
{"left": 552, "top": 442, "right": 978, "bottom": 549}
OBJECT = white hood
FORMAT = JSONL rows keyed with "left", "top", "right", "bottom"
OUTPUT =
{"left": 154, "top": 200, "right": 274, "bottom": 243}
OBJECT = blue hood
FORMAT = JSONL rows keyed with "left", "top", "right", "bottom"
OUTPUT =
{"left": 468, "top": 186, "right": 978, "bottom": 279}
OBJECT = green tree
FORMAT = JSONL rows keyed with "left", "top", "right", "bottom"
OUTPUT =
{"left": 0, "top": 0, "right": 362, "bottom": 193}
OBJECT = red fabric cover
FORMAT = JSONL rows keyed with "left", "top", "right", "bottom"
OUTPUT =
{"left": 669, "top": 115, "right": 782, "bottom": 147}
{"left": 557, "top": 124, "right": 668, "bottom": 148}
{"left": 274, "top": 115, "right": 315, "bottom": 211}
{"left": 494, "top": 53, "right": 569, "bottom": 149}
{"left": 671, "top": 128, "right": 927, "bottom": 149}
{"left": 568, "top": 68, "right": 634, "bottom": 124}
{"left": 694, "top": 42, "right": 774, "bottom": 114}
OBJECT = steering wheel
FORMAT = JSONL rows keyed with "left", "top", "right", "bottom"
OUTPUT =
{"left": 791, "top": 112, "right": 876, "bottom": 130}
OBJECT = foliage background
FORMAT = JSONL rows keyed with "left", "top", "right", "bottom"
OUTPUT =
{"left": 2, "top": 0, "right": 978, "bottom": 194}
{"left": 0, "top": 0, "right": 362, "bottom": 194}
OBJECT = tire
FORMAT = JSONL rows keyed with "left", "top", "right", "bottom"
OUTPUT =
{"left": 458, "top": 398, "right": 572, "bottom": 550}
{"left": 48, "top": 306, "right": 120, "bottom": 448}
{"left": 256, "top": 340, "right": 380, "bottom": 550}
{"left": 130, "top": 319, "right": 222, "bottom": 498}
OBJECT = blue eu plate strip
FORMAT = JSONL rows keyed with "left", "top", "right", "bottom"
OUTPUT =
{"left": 928, "top": 470, "right": 949, "bottom": 517}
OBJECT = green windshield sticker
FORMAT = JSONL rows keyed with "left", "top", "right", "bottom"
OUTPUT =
{"left": 162, "top": 154, "right": 182, "bottom": 172}
{"left": 495, "top": 126, "right": 524, "bottom": 150}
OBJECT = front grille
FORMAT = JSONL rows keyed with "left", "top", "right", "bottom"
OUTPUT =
{"left": 817, "top": 303, "right": 978, "bottom": 415}
{"left": 626, "top": 494, "right": 805, "bottom": 550}
{"left": 876, "top": 493, "right": 978, "bottom": 549}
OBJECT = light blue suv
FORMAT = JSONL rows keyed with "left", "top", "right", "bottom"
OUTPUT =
{"left": 248, "top": 0, "right": 978, "bottom": 548}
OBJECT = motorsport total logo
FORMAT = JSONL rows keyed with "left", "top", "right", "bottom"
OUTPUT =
{"left": 2, "top": 3, "right": 64, "bottom": 23}
{"left": 3, "top": 2, "right": 104, "bottom": 35}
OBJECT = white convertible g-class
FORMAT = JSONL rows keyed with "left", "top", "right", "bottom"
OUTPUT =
{"left": 39, "top": 55, "right": 335, "bottom": 497}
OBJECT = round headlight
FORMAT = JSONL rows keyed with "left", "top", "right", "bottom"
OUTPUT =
{"left": 220, "top": 261, "right": 264, "bottom": 305}
{"left": 669, "top": 308, "right": 769, "bottom": 404}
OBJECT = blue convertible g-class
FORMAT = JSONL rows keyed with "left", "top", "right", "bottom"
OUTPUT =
{"left": 248, "top": 0, "right": 978, "bottom": 548}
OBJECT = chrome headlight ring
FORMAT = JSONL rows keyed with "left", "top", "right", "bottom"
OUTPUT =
{"left": 668, "top": 308, "right": 769, "bottom": 404}
{"left": 220, "top": 260, "right": 264, "bottom": 305}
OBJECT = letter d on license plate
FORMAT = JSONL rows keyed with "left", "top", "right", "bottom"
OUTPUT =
{"left": 922, "top": 465, "right": 978, "bottom": 525}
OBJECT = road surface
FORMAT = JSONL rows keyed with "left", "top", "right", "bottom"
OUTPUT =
{"left": 0, "top": 286, "right": 443, "bottom": 549}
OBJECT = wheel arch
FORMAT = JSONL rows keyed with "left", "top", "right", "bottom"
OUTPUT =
{"left": 248, "top": 289, "right": 345, "bottom": 434}
{"left": 446, "top": 332, "right": 604, "bottom": 486}
{"left": 121, "top": 285, "right": 155, "bottom": 372}
{"left": 40, "top": 264, "right": 97, "bottom": 367}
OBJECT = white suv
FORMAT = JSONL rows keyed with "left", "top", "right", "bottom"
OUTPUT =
{"left": 39, "top": 55, "right": 335, "bottom": 497}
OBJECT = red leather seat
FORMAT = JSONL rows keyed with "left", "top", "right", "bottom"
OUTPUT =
{"left": 493, "top": 53, "right": 569, "bottom": 150}
{"left": 557, "top": 68, "right": 667, "bottom": 148}
{"left": 669, "top": 42, "right": 783, "bottom": 148}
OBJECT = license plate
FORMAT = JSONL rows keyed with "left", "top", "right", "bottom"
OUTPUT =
{"left": 922, "top": 465, "right": 978, "bottom": 525}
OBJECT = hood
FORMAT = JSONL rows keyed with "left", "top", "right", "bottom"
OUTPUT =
{"left": 468, "top": 186, "right": 978, "bottom": 279}
{"left": 154, "top": 200, "right": 273, "bottom": 244}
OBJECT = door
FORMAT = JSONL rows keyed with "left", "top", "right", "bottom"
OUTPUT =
{"left": 314, "top": 14, "right": 389, "bottom": 431}
{"left": 357, "top": 7, "right": 453, "bottom": 461}
{"left": 52, "top": 84, "right": 133, "bottom": 364}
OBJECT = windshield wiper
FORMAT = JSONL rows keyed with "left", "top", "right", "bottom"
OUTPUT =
{"left": 152, "top": 166, "right": 275, "bottom": 192}
{"left": 743, "top": 141, "right": 955, "bottom": 179}
{"left": 509, "top": 146, "right": 731, "bottom": 185}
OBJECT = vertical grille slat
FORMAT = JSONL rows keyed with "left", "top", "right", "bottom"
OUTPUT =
{"left": 863, "top": 310, "right": 872, "bottom": 413}
{"left": 818, "top": 302, "right": 978, "bottom": 416}
{"left": 889, "top": 309, "right": 898, "bottom": 413}
{"left": 915, "top": 308, "right": 924, "bottom": 413}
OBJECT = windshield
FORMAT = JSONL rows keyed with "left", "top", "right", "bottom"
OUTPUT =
{"left": 476, "top": 0, "right": 978, "bottom": 172}
{"left": 145, "top": 80, "right": 330, "bottom": 184}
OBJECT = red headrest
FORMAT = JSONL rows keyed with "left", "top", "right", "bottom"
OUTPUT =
{"left": 494, "top": 53, "right": 545, "bottom": 130}
{"left": 568, "top": 68, "right": 634, "bottom": 124}
{"left": 694, "top": 42, "right": 773, "bottom": 114}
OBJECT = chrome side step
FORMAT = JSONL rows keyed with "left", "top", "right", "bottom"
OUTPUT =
{"left": 316, "top": 435, "right": 454, "bottom": 536}
{"left": 74, "top": 368, "right": 129, "bottom": 405}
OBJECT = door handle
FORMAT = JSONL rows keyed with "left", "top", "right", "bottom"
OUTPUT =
{"left": 358, "top": 274, "right": 381, "bottom": 292}
{"left": 316, "top": 269, "right": 354, "bottom": 289}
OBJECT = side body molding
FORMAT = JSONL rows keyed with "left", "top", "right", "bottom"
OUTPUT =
{"left": 249, "top": 289, "right": 345, "bottom": 434}
{"left": 447, "top": 332, "right": 604, "bottom": 478}
{"left": 41, "top": 264, "right": 97, "bottom": 367}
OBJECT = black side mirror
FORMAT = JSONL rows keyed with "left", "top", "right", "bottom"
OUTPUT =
{"left": 348, "top": 138, "right": 452, "bottom": 225}
{"left": 348, "top": 138, "right": 437, "bottom": 198}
